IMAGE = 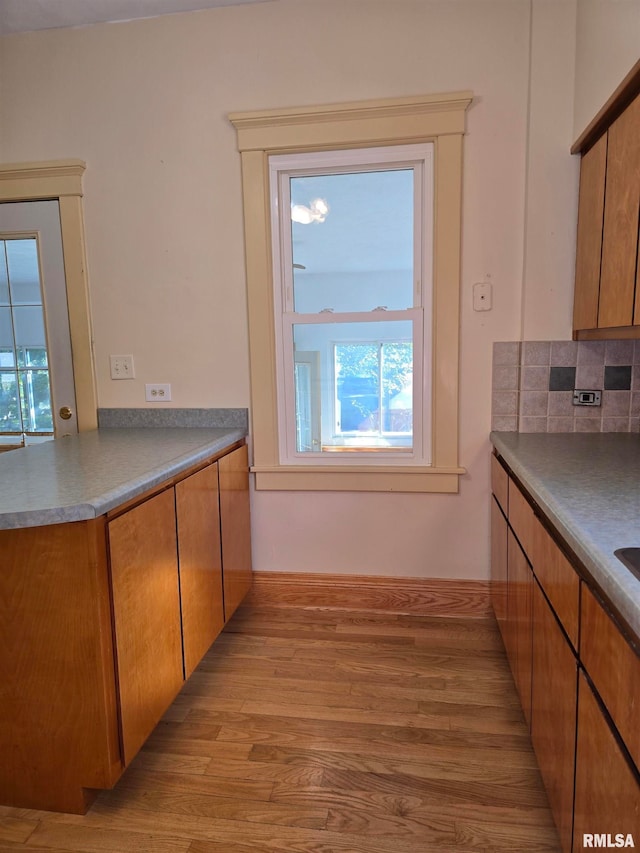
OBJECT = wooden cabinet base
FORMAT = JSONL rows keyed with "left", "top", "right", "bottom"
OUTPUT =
{"left": 0, "top": 520, "right": 122, "bottom": 814}
{"left": 0, "top": 441, "right": 252, "bottom": 813}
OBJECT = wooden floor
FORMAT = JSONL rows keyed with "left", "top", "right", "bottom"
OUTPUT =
{"left": 0, "top": 604, "right": 561, "bottom": 852}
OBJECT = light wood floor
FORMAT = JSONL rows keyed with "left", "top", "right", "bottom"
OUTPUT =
{"left": 0, "top": 604, "right": 561, "bottom": 852}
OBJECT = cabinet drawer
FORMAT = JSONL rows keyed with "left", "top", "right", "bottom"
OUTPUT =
{"left": 508, "top": 479, "right": 536, "bottom": 560}
{"left": 532, "top": 519, "right": 580, "bottom": 649}
{"left": 580, "top": 585, "right": 640, "bottom": 770}
{"left": 491, "top": 454, "right": 509, "bottom": 516}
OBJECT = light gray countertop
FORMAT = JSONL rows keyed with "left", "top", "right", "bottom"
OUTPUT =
{"left": 491, "top": 431, "right": 640, "bottom": 643}
{"left": 0, "top": 428, "right": 246, "bottom": 530}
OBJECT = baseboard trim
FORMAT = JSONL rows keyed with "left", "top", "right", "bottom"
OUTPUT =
{"left": 247, "top": 572, "right": 491, "bottom": 617}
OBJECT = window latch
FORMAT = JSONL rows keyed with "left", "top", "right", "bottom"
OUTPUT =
{"left": 372, "top": 306, "right": 388, "bottom": 311}
{"left": 319, "top": 308, "right": 334, "bottom": 313}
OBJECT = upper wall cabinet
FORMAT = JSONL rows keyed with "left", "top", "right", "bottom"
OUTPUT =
{"left": 572, "top": 62, "right": 640, "bottom": 340}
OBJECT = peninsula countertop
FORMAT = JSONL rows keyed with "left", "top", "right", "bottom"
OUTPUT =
{"left": 0, "top": 427, "right": 247, "bottom": 530}
{"left": 491, "top": 431, "right": 640, "bottom": 643}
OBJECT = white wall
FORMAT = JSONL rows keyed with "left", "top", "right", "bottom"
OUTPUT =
{"left": 574, "top": 0, "right": 640, "bottom": 140}
{"left": 0, "top": 0, "right": 580, "bottom": 580}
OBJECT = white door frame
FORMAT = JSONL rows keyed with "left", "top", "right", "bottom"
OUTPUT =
{"left": 0, "top": 160, "right": 97, "bottom": 431}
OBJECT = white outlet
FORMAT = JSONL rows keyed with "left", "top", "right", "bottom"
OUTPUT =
{"left": 145, "top": 383, "right": 172, "bottom": 402}
{"left": 110, "top": 354, "right": 135, "bottom": 379}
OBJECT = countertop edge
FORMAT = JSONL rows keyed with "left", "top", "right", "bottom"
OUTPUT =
{"left": 0, "top": 428, "right": 247, "bottom": 530}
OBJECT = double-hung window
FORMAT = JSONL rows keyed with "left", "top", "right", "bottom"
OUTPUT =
{"left": 270, "top": 145, "right": 432, "bottom": 465}
{"left": 230, "top": 91, "right": 471, "bottom": 492}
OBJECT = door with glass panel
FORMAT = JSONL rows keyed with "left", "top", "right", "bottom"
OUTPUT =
{"left": 0, "top": 201, "right": 78, "bottom": 447}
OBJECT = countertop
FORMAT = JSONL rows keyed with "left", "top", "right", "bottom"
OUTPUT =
{"left": 491, "top": 431, "right": 640, "bottom": 643}
{"left": 0, "top": 427, "right": 247, "bottom": 530}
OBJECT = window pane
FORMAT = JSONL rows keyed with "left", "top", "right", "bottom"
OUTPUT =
{"left": 13, "top": 306, "right": 46, "bottom": 350}
{"left": 0, "top": 242, "right": 9, "bottom": 305}
{"left": 0, "top": 307, "right": 16, "bottom": 367}
{"left": 6, "top": 239, "right": 42, "bottom": 305}
{"left": 19, "top": 369, "right": 53, "bottom": 433}
{"left": 0, "top": 371, "right": 22, "bottom": 432}
{"left": 290, "top": 170, "right": 414, "bottom": 313}
{"left": 292, "top": 319, "right": 413, "bottom": 452}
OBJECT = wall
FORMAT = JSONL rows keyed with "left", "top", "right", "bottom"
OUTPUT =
{"left": 574, "top": 0, "right": 640, "bottom": 140}
{"left": 0, "top": 0, "right": 579, "bottom": 580}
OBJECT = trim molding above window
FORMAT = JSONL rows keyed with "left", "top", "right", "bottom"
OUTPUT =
{"left": 229, "top": 92, "right": 472, "bottom": 493}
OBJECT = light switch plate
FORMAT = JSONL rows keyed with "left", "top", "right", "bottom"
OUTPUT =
{"left": 110, "top": 354, "right": 134, "bottom": 379}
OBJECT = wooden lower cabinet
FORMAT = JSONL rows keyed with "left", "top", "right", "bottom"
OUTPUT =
{"left": 492, "top": 451, "right": 640, "bottom": 853}
{"left": 573, "top": 672, "right": 640, "bottom": 851}
{"left": 176, "top": 463, "right": 225, "bottom": 678}
{"left": 506, "top": 530, "right": 533, "bottom": 725}
{"left": 0, "top": 518, "right": 121, "bottom": 813}
{"left": 490, "top": 496, "right": 508, "bottom": 638}
{"left": 219, "top": 444, "right": 253, "bottom": 620}
{"left": 108, "top": 488, "right": 185, "bottom": 765}
{"left": 0, "top": 441, "right": 252, "bottom": 813}
{"left": 531, "top": 580, "right": 578, "bottom": 853}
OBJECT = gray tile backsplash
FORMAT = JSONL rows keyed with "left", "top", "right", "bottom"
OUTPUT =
{"left": 492, "top": 340, "right": 640, "bottom": 433}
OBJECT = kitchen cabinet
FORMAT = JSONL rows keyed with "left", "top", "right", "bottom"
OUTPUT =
{"left": 176, "top": 463, "right": 225, "bottom": 678}
{"left": 506, "top": 531, "right": 532, "bottom": 725}
{"left": 490, "top": 455, "right": 508, "bottom": 637}
{"left": 0, "top": 518, "right": 121, "bottom": 814}
{"left": 219, "top": 444, "right": 253, "bottom": 620}
{"left": 573, "top": 90, "right": 640, "bottom": 336}
{"left": 490, "top": 451, "right": 639, "bottom": 853}
{"left": 580, "top": 585, "right": 640, "bottom": 771}
{"left": 0, "top": 439, "right": 251, "bottom": 813}
{"left": 531, "top": 580, "right": 578, "bottom": 853}
{"left": 109, "top": 488, "right": 185, "bottom": 765}
{"left": 490, "top": 496, "right": 508, "bottom": 637}
{"left": 573, "top": 672, "right": 640, "bottom": 850}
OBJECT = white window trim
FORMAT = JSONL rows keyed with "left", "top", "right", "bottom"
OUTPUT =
{"left": 269, "top": 144, "right": 432, "bottom": 468}
{"left": 229, "top": 91, "right": 471, "bottom": 492}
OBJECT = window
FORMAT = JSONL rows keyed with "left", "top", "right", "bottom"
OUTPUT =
{"left": 270, "top": 145, "right": 432, "bottom": 465}
{"left": 230, "top": 91, "right": 471, "bottom": 492}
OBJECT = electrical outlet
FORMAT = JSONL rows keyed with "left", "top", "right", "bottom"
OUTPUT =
{"left": 110, "top": 354, "right": 135, "bottom": 379}
{"left": 145, "top": 383, "right": 172, "bottom": 402}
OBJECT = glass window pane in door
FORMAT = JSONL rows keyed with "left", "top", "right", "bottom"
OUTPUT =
{"left": 0, "top": 372, "right": 21, "bottom": 431}
{"left": 19, "top": 369, "right": 52, "bottom": 432}
{"left": 0, "top": 307, "right": 16, "bottom": 367}
{"left": 13, "top": 307, "right": 47, "bottom": 367}
{"left": 6, "top": 239, "right": 41, "bottom": 304}
{"left": 0, "top": 242, "right": 9, "bottom": 305}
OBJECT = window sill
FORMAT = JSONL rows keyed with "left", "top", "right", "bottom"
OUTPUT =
{"left": 251, "top": 465, "right": 466, "bottom": 493}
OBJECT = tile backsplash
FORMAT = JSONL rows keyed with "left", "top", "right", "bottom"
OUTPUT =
{"left": 492, "top": 340, "right": 640, "bottom": 433}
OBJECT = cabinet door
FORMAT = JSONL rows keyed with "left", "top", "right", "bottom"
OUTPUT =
{"left": 573, "top": 133, "right": 607, "bottom": 332}
{"left": 507, "top": 530, "right": 533, "bottom": 725}
{"left": 219, "top": 444, "right": 252, "bottom": 620}
{"left": 531, "top": 580, "right": 577, "bottom": 853}
{"left": 580, "top": 585, "right": 640, "bottom": 769}
{"left": 599, "top": 93, "right": 640, "bottom": 328}
{"left": 108, "top": 488, "right": 184, "bottom": 765}
{"left": 176, "top": 463, "right": 225, "bottom": 678}
{"left": 491, "top": 495, "right": 508, "bottom": 640}
{"left": 573, "top": 672, "right": 640, "bottom": 851}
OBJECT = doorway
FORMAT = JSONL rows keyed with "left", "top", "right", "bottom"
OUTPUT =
{"left": 0, "top": 159, "right": 98, "bottom": 442}
{"left": 0, "top": 201, "right": 78, "bottom": 445}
